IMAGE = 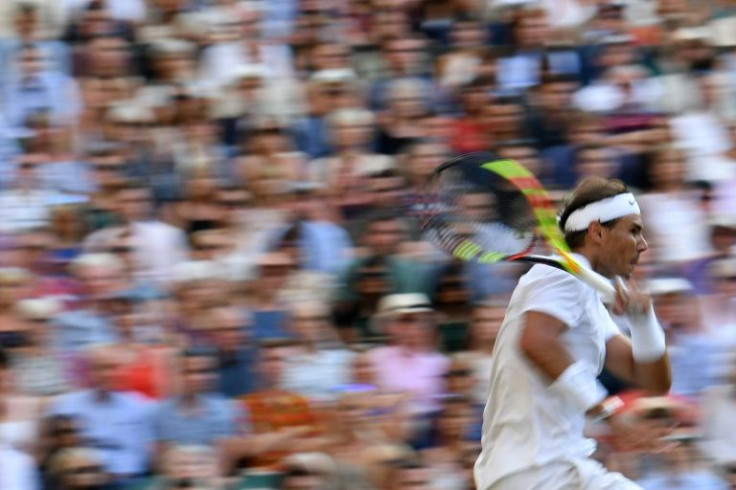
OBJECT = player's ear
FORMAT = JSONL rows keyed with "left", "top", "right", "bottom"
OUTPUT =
{"left": 588, "top": 221, "right": 605, "bottom": 245}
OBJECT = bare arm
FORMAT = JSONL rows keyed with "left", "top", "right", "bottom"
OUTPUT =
{"left": 604, "top": 334, "right": 671, "bottom": 396}
{"left": 519, "top": 311, "right": 574, "bottom": 382}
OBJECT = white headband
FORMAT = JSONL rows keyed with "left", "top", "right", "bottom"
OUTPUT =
{"left": 563, "top": 193, "right": 640, "bottom": 233}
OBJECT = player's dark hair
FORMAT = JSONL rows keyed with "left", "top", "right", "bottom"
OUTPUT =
{"left": 559, "top": 177, "right": 629, "bottom": 249}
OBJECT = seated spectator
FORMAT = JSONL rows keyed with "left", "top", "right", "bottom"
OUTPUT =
{"left": 0, "top": 268, "right": 33, "bottom": 351}
{"left": 386, "top": 459, "right": 433, "bottom": 490}
{"left": 46, "top": 447, "right": 111, "bottom": 490}
{"left": 241, "top": 340, "right": 322, "bottom": 470}
{"left": 138, "top": 445, "right": 225, "bottom": 490}
{"left": 281, "top": 301, "right": 356, "bottom": 403}
{"left": 48, "top": 345, "right": 156, "bottom": 485}
{"left": 38, "top": 415, "right": 82, "bottom": 489}
{"left": 368, "top": 294, "right": 450, "bottom": 418}
{"left": 52, "top": 254, "right": 124, "bottom": 354}
{"left": 376, "top": 78, "right": 431, "bottom": 155}
{"left": 459, "top": 300, "right": 505, "bottom": 404}
{"left": 11, "top": 298, "right": 73, "bottom": 397}
{"left": 448, "top": 78, "right": 492, "bottom": 154}
{"left": 153, "top": 347, "right": 240, "bottom": 472}
{"left": 701, "top": 358, "right": 736, "bottom": 466}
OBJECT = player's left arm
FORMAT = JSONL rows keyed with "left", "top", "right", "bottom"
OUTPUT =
{"left": 603, "top": 278, "right": 671, "bottom": 395}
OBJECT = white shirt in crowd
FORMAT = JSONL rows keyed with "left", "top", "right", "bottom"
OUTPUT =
{"left": 474, "top": 254, "right": 620, "bottom": 489}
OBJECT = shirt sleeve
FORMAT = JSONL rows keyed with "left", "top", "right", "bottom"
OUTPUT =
{"left": 520, "top": 268, "right": 584, "bottom": 328}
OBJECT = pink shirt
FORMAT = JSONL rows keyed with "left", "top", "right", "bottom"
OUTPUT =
{"left": 368, "top": 346, "right": 450, "bottom": 415}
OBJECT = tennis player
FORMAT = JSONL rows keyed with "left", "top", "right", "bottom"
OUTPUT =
{"left": 474, "top": 177, "right": 671, "bottom": 489}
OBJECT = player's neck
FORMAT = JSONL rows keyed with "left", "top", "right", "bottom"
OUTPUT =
{"left": 571, "top": 246, "right": 610, "bottom": 279}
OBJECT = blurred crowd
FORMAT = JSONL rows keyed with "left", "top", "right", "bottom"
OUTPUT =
{"left": 1, "top": 0, "right": 736, "bottom": 488}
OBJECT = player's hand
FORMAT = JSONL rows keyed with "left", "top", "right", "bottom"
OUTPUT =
{"left": 612, "top": 277, "right": 652, "bottom": 317}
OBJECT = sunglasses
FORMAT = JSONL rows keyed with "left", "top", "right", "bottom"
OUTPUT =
{"left": 65, "top": 464, "right": 103, "bottom": 475}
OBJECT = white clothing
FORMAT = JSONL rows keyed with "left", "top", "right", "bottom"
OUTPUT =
{"left": 200, "top": 42, "right": 295, "bottom": 86}
{"left": 488, "top": 457, "right": 641, "bottom": 490}
{"left": 0, "top": 446, "right": 39, "bottom": 490}
{"left": 281, "top": 348, "right": 357, "bottom": 403}
{"left": 638, "top": 192, "right": 714, "bottom": 263}
{"left": 669, "top": 111, "right": 736, "bottom": 182}
{"left": 474, "top": 254, "right": 623, "bottom": 490}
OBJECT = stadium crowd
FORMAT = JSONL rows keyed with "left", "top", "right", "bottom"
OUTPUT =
{"left": 1, "top": 0, "right": 736, "bottom": 488}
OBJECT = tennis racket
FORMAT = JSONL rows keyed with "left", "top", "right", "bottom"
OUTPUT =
{"left": 419, "top": 152, "right": 616, "bottom": 303}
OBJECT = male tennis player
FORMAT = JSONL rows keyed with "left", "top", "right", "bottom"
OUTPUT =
{"left": 474, "top": 177, "right": 671, "bottom": 489}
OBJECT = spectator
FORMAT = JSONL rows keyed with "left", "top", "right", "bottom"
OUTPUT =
{"left": 368, "top": 293, "right": 449, "bottom": 418}
{"left": 45, "top": 447, "right": 111, "bottom": 490}
{"left": 48, "top": 345, "right": 156, "bottom": 484}
{"left": 153, "top": 347, "right": 240, "bottom": 472}
{"left": 10, "top": 298, "right": 73, "bottom": 397}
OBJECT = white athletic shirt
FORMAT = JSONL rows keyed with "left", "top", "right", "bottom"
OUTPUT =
{"left": 474, "top": 254, "right": 621, "bottom": 489}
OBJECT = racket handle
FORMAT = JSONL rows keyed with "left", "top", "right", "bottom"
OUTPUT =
{"left": 576, "top": 264, "right": 617, "bottom": 304}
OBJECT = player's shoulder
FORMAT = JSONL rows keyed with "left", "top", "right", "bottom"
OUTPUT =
{"left": 520, "top": 262, "right": 586, "bottom": 291}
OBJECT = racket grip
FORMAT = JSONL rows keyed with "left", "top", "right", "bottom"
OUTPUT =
{"left": 576, "top": 264, "right": 616, "bottom": 304}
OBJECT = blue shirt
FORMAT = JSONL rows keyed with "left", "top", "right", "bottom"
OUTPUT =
{"left": 52, "top": 309, "right": 118, "bottom": 352}
{"left": 154, "top": 395, "right": 240, "bottom": 446}
{"left": 49, "top": 390, "right": 156, "bottom": 476}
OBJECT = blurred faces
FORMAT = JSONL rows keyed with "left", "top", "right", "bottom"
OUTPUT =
{"left": 88, "top": 349, "right": 120, "bottom": 392}
{"left": 471, "top": 304, "right": 505, "bottom": 347}
{"left": 259, "top": 346, "right": 286, "bottom": 387}
{"left": 650, "top": 148, "right": 687, "bottom": 190}
{"left": 365, "top": 218, "right": 404, "bottom": 256}
{"left": 385, "top": 38, "right": 425, "bottom": 75}
{"left": 387, "top": 312, "right": 434, "bottom": 350}
{"left": 407, "top": 142, "right": 449, "bottom": 183}
{"left": 18, "top": 44, "right": 44, "bottom": 78}
{"left": 182, "top": 354, "right": 217, "bottom": 396}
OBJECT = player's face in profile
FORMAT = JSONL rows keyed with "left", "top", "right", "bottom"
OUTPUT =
{"left": 599, "top": 214, "right": 648, "bottom": 279}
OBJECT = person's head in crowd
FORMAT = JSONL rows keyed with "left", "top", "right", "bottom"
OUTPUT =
{"left": 13, "top": 227, "right": 53, "bottom": 272}
{"left": 292, "top": 0, "right": 335, "bottom": 46}
{"left": 44, "top": 414, "right": 82, "bottom": 454}
{"left": 328, "top": 108, "right": 376, "bottom": 154}
{"left": 671, "top": 29, "right": 715, "bottom": 73}
{"left": 16, "top": 42, "right": 45, "bottom": 80}
{"left": 308, "top": 69, "right": 361, "bottom": 115}
{"left": 16, "top": 297, "right": 62, "bottom": 349}
{"left": 709, "top": 258, "right": 736, "bottom": 300}
{"left": 106, "top": 292, "right": 142, "bottom": 342}
{"left": 381, "top": 35, "right": 427, "bottom": 77}
{"left": 208, "top": 305, "right": 249, "bottom": 354}
{"left": 216, "top": 185, "right": 251, "bottom": 226}
{"left": 434, "top": 394, "right": 472, "bottom": 444}
{"left": 574, "top": 144, "right": 620, "bottom": 182}
{"left": 388, "top": 460, "right": 432, "bottom": 490}
{"left": 449, "top": 17, "right": 487, "bottom": 50}
{"left": 87, "top": 143, "right": 125, "bottom": 189}
{"left": 404, "top": 139, "right": 451, "bottom": 188}
{"left": 290, "top": 301, "right": 334, "bottom": 348}
{"left": 161, "top": 445, "right": 220, "bottom": 489}
{"left": 74, "top": 1, "right": 119, "bottom": 43}
{"left": 469, "top": 300, "right": 505, "bottom": 352}
{"left": 362, "top": 210, "right": 406, "bottom": 258}
{"left": 568, "top": 113, "right": 606, "bottom": 147}
{"left": 256, "top": 251, "right": 296, "bottom": 300}
{"left": 47, "top": 447, "right": 110, "bottom": 490}
{"left": 557, "top": 177, "right": 647, "bottom": 279}
{"left": 444, "top": 356, "right": 476, "bottom": 398}
{"left": 647, "top": 278, "right": 699, "bottom": 334}
{"left": 309, "top": 41, "right": 351, "bottom": 72}
{"left": 351, "top": 350, "right": 377, "bottom": 385}
{"left": 190, "top": 229, "right": 231, "bottom": 261}
{"left": 15, "top": 151, "right": 47, "bottom": 188}
{"left": 484, "top": 95, "right": 525, "bottom": 142}
{"left": 106, "top": 102, "right": 155, "bottom": 147}
{"left": 459, "top": 77, "right": 491, "bottom": 117}
{"left": 13, "top": 1, "right": 39, "bottom": 40}
{"left": 230, "top": 64, "right": 268, "bottom": 108}
{"left": 179, "top": 347, "right": 218, "bottom": 398}
{"left": 510, "top": 8, "right": 548, "bottom": 50}
{"left": 368, "top": 169, "right": 408, "bottom": 209}
{"left": 280, "top": 464, "right": 327, "bottom": 490}
{"left": 647, "top": 145, "right": 688, "bottom": 191}
{"left": 70, "top": 253, "right": 126, "bottom": 301}
{"left": 537, "top": 72, "right": 578, "bottom": 113}
{"left": 104, "top": 230, "right": 136, "bottom": 274}
{"left": 595, "top": 35, "right": 638, "bottom": 73}
{"left": 85, "top": 33, "right": 132, "bottom": 78}
{"left": 151, "top": 39, "right": 197, "bottom": 83}
{"left": 247, "top": 114, "right": 293, "bottom": 156}
{"left": 257, "top": 339, "right": 291, "bottom": 390}
{"left": 496, "top": 140, "right": 543, "bottom": 178}
{"left": 377, "top": 293, "right": 436, "bottom": 352}
{"left": 385, "top": 78, "right": 429, "bottom": 120}
{"left": 86, "top": 344, "right": 122, "bottom": 395}
{"left": 708, "top": 216, "right": 736, "bottom": 258}
{"left": 0, "top": 267, "right": 30, "bottom": 311}
{"left": 696, "top": 72, "right": 725, "bottom": 111}
{"left": 172, "top": 261, "right": 226, "bottom": 314}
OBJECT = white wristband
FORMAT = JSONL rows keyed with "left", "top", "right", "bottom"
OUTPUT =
{"left": 629, "top": 306, "right": 666, "bottom": 362}
{"left": 548, "top": 361, "right": 607, "bottom": 413}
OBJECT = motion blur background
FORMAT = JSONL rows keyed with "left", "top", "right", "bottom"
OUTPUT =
{"left": 1, "top": 0, "right": 736, "bottom": 488}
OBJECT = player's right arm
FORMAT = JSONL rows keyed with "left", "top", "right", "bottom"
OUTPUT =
{"left": 520, "top": 310, "right": 609, "bottom": 418}
{"left": 519, "top": 311, "right": 574, "bottom": 381}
